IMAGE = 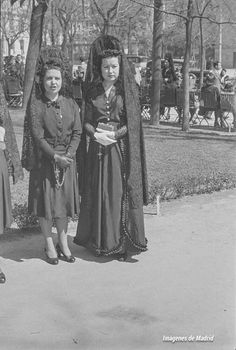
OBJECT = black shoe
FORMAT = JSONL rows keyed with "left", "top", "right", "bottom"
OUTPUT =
{"left": 0, "top": 272, "right": 6, "bottom": 283}
{"left": 116, "top": 252, "right": 128, "bottom": 262}
{"left": 56, "top": 244, "right": 75, "bottom": 263}
{"left": 44, "top": 249, "right": 59, "bottom": 265}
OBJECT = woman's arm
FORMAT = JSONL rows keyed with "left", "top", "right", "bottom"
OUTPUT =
{"left": 84, "top": 99, "right": 96, "bottom": 138}
{"left": 114, "top": 107, "right": 128, "bottom": 139}
{"left": 66, "top": 100, "right": 82, "bottom": 158}
{"left": 30, "top": 99, "right": 55, "bottom": 159}
{"left": 114, "top": 125, "right": 127, "bottom": 139}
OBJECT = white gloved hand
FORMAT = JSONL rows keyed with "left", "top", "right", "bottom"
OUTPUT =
{"left": 94, "top": 131, "right": 117, "bottom": 146}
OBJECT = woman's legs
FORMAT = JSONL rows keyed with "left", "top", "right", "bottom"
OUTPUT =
{"left": 38, "top": 217, "right": 57, "bottom": 258}
{"left": 56, "top": 217, "right": 72, "bottom": 257}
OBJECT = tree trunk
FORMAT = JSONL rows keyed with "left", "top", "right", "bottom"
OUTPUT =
{"left": 69, "top": 39, "right": 74, "bottom": 68}
{"left": 182, "top": 0, "right": 193, "bottom": 132}
{"left": 61, "top": 33, "right": 68, "bottom": 53}
{"left": 51, "top": 1, "right": 55, "bottom": 46}
{"left": 7, "top": 42, "right": 11, "bottom": 56}
{"left": 150, "top": 0, "right": 163, "bottom": 126}
{"left": 23, "top": 0, "right": 48, "bottom": 108}
{"left": 103, "top": 19, "right": 109, "bottom": 35}
{"left": 199, "top": 17, "right": 204, "bottom": 88}
{"left": 127, "top": 19, "right": 131, "bottom": 53}
{"left": 0, "top": 1, "right": 2, "bottom": 80}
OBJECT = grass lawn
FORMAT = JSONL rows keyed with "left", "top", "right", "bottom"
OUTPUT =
{"left": 8, "top": 108, "right": 236, "bottom": 225}
{"left": 144, "top": 126, "right": 236, "bottom": 201}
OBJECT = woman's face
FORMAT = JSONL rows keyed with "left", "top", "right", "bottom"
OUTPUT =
{"left": 101, "top": 56, "right": 120, "bottom": 83}
{"left": 43, "top": 69, "right": 62, "bottom": 98}
{"left": 221, "top": 69, "right": 226, "bottom": 76}
{"left": 164, "top": 60, "right": 170, "bottom": 68}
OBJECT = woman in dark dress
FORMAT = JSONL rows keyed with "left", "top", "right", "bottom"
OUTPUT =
{"left": 0, "top": 80, "right": 23, "bottom": 283}
{"left": 160, "top": 53, "right": 178, "bottom": 118}
{"left": 162, "top": 53, "right": 177, "bottom": 85}
{"left": 74, "top": 35, "right": 148, "bottom": 261}
{"left": 22, "top": 47, "right": 82, "bottom": 264}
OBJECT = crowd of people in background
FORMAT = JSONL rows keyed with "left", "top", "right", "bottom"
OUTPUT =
{"left": 3, "top": 54, "right": 25, "bottom": 86}
{"left": 1, "top": 54, "right": 25, "bottom": 106}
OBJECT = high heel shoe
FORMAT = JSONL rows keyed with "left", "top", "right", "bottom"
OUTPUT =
{"left": 0, "top": 272, "right": 6, "bottom": 283}
{"left": 116, "top": 251, "right": 128, "bottom": 262}
{"left": 44, "top": 249, "right": 59, "bottom": 265}
{"left": 56, "top": 244, "right": 75, "bottom": 263}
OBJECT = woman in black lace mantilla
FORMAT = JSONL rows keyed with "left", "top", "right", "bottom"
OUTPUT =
{"left": 74, "top": 35, "right": 148, "bottom": 261}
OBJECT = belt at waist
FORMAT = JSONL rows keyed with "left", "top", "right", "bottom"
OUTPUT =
{"left": 45, "top": 137, "right": 69, "bottom": 148}
{"left": 96, "top": 118, "right": 120, "bottom": 131}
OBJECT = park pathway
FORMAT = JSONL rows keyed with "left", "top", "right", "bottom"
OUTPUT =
{"left": 0, "top": 189, "right": 235, "bottom": 350}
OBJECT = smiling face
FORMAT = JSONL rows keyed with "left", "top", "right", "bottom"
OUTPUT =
{"left": 101, "top": 56, "right": 120, "bottom": 84}
{"left": 43, "top": 69, "right": 62, "bottom": 99}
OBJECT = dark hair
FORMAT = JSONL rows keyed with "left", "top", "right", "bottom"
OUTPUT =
{"left": 35, "top": 47, "right": 72, "bottom": 97}
{"left": 87, "top": 50, "right": 122, "bottom": 99}
{"left": 38, "top": 63, "right": 62, "bottom": 95}
{"left": 162, "top": 52, "right": 177, "bottom": 81}
{"left": 84, "top": 35, "right": 140, "bottom": 102}
{"left": 213, "top": 61, "right": 221, "bottom": 68}
{"left": 205, "top": 72, "right": 217, "bottom": 85}
{"left": 100, "top": 49, "right": 121, "bottom": 58}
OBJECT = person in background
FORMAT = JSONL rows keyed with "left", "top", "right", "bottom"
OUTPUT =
{"left": 15, "top": 54, "right": 25, "bottom": 87}
{"left": 74, "top": 35, "right": 148, "bottom": 261}
{"left": 200, "top": 72, "right": 225, "bottom": 127}
{"left": 0, "top": 80, "right": 24, "bottom": 283}
{"left": 22, "top": 47, "right": 82, "bottom": 265}
{"left": 78, "top": 56, "right": 87, "bottom": 81}
{"left": 160, "top": 53, "right": 178, "bottom": 119}
{"left": 220, "top": 68, "right": 231, "bottom": 90}
{"left": 206, "top": 57, "right": 214, "bottom": 70}
{"left": 162, "top": 53, "right": 178, "bottom": 85}
{"left": 212, "top": 61, "right": 222, "bottom": 89}
{"left": 72, "top": 67, "right": 84, "bottom": 108}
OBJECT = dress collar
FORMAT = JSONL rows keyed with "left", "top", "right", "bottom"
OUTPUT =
{"left": 44, "top": 95, "right": 63, "bottom": 108}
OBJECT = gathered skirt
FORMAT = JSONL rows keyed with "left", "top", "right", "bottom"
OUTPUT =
{"left": 0, "top": 150, "right": 13, "bottom": 234}
{"left": 28, "top": 155, "right": 79, "bottom": 220}
{"left": 74, "top": 140, "right": 124, "bottom": 255}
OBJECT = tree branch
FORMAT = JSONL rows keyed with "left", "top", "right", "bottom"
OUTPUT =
{"left": 196, "top": 0, "right": 212, "bottom": 16}
{"left": 92, "top": 0, "right": 106, "bottom": 20}
{"left": 107, "top": 0, "right": 119, "bottom": 19}
{"left": 193, "top": 14, "right": 236, "bottom": 25}
{"left": 130, "top": 0, "right": 188, "bottom": 20}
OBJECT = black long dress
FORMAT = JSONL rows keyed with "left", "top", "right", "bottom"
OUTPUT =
{"left": 74, "top": 84, "right": 147, "bottom": 256}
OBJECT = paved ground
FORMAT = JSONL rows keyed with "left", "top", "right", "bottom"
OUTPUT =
{"left": 0, "top": 189, "right": 235, "bottom": 350}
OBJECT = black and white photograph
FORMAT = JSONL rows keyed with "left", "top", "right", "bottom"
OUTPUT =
{"left": 0, "top": 0, "right": 235, "bottom": 349}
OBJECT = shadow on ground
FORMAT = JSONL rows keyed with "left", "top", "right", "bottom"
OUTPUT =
{"left": 0, "top": 228, "right": 140, "bottom": 264}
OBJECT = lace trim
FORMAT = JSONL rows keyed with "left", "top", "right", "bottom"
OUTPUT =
{"left": 87, "top": 136, "right": 147, "bottom": 257}
{"left": 119, "top": 136, "right": 147, "bottom": 252}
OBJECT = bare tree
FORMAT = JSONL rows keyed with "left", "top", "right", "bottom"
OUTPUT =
{"left": 132, "top": 0, "right": 236, "bottom": 131}
{"left": 11, "top": 0, "right": 49, "bottom": 108}
{"left": 1, "top": 1, "right": 29, "bottom": 55}
{"left": 54, "top": 0, "right": 79, "bottom": 53}
{"left": 91, "top": 0, "right": 120, "bottom": 34}
{"left": 150, "top": 0, "right": 163, "bottom": 125}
